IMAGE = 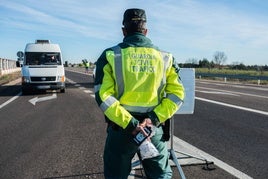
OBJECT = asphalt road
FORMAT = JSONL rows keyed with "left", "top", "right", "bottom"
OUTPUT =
{"left": 174, "top": 80, "right": 268, "bottom": 179}
{"left": 0, "top": 68, "right": 267, "bottom": 179}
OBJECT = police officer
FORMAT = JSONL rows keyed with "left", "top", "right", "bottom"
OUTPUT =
{"left": 85, "top": 61, "right": 90, "bottom": 73}
{"left": 94, "top": 8, "right": 185, "bottom": 179}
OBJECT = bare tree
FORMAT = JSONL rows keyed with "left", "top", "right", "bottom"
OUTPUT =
{"left": 213, "top": 51, "right": 227, "bottom": 66}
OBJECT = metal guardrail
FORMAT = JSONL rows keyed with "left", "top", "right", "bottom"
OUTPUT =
{"left": 196, "top": 73, "right": 268, "bottom": 80}
{"left": 0, "top": 58, "right": 20, "bottom": 75}
{"left": 196, "top": 72, "right": 268, "bottom": 85}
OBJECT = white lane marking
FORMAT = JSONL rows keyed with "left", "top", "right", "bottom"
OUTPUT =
{"left": 0, "top": 92, "right": 22, "bottom": 109}
{"left": 130, "top": 135, "right": 253, "bottom": 179}
{"left": 197, "top": 80, "right": 268, "bottom": 92}
{"left": 90, "top": 94, "right": 95, "bottom": 98}
{"left": 196, "top": 97, "right": 268, "bottom": 116}
{"left": 65, "top": 68, "right": 93, "bottom": 76}
{"left": 172, "top": 136, "right": 253, "bottom": 179}
{"left": 84, "top": 90, "right": 92, "bottom": 93}
{"left": 66, "top": 78, "right": 94, "bottom": 95}
{"left": 196, "top": 86, "right": 268, "bottom": 99}
{"left": 87, "top": 89, "right": 93, "bottom": 93}
{"left": 66, "top": 78, "right": 76, "bottom": 84}
{"left": 29, "top": 93, "right": 57, "bottom": 105}
{"left": 195, "top": 90, "right": 240, "bottom": 96}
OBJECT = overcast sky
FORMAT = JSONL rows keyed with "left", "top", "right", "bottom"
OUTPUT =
{"left": 1, "top": 0, "right": 268, "bottom": 65}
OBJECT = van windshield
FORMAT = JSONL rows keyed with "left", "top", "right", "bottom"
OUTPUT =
{"left": 25, "top": 52, "right": 61, "bottom": 65}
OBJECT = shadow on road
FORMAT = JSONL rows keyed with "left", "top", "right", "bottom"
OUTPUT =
{"left": 42, "top": 171, "right": 104, "bottom": 179}
{"left": 0, "top": 84, "right": 21, "bottom": 97}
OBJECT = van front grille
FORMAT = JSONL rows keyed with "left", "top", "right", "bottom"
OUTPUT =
{"left": 31, "top": 76, "right": 56, "bottom": 82}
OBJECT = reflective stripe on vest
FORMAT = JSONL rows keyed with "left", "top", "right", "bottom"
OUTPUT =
{"left": 166, "top": 93, "right": 182, "bottom": 105}
{"left": 158, "top": 51, "right": 170, "bottom": 101}
{"left": 100, "top": 95, "right": 117, "bottom": 112}
{"left": 111, "top": 46, "right": 124, "bottom": 99}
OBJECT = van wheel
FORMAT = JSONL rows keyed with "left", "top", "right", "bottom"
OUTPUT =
{"left": 60, "top": 88, "right": 65, "bottom": 93}
{"left": 22, "top": 88, "right": 30, "bottom": 95}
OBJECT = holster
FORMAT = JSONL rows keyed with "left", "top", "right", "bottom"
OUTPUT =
{"left": 162, "top": 118, "right": 171, "bottom": 141}
{"left": 107, "top": 120, "right": 120, "bottom": 131}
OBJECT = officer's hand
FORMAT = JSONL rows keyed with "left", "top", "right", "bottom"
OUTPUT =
{"left": 143, "top": 118, "right": 153, "bottom": 127}
{"left": 131, "top": 118, "right": 153, "bottom": 136}
{"left": 132, "top": 124, "right": 147, "bottom": 136}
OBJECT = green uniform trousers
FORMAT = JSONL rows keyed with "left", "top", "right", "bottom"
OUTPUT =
{"left": 103, "top": 125, "right": 172, "bottom": 179}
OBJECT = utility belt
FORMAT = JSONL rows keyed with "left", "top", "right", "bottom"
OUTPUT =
{"left": 106, "top": 114, "right": 171, "bottom": 141}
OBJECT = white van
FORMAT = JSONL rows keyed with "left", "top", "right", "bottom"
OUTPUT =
{"left": 17, "top": 40, "right": 65, "bottom": 94}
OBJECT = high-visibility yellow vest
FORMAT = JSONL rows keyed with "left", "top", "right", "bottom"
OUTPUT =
{"left": 95, "top": 45, "right": 184, "bottom": 129}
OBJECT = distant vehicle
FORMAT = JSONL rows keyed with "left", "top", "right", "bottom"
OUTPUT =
{"left": 17, "top": 40, "right": 65, "bottom": 94}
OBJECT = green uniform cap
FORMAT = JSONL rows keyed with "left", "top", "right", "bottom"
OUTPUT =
{"left": 123, "top": 8, "right": 147, "bottom": 25}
